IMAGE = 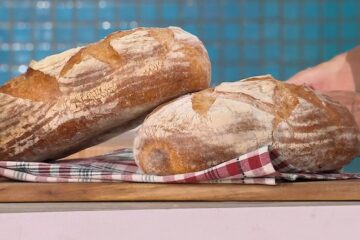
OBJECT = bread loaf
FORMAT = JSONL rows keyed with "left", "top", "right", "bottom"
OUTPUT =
{"left": 0, "top": 27, "right": 211, "bottom": 161}
{"left": 134, "top": 75, "right": 360, "bottom": 175}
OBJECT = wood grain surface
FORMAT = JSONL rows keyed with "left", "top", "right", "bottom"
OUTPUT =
{"left": 1, "top": 180, "right": 360, "bottom": 202}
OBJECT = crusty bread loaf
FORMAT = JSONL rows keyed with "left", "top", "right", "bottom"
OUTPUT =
{"left": 0, "top": 27, "right": 211, "bottom": 161}
{"left": 134, "top": 75, "right": 360, "bottom": 175}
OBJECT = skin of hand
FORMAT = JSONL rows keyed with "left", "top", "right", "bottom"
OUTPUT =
{"left": 287, "top": 46, "right": 360, "bottom": 127}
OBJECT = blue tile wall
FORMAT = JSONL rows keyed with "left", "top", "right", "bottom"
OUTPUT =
{"left": 0, "top": 0, "right": 359, "bottom": 169}
{"left": 1, "top": 0, "right": 359, "bottom": 85}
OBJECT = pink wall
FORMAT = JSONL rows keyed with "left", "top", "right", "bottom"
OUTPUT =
{"left": 1, "top": 205, "right": 359, "bottom": 240}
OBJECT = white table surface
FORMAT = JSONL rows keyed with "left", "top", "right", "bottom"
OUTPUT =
{"left": 1, "top": 202, "right": 360, "bottom": 240}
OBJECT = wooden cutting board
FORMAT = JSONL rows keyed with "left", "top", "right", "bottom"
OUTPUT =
{"left": 1, "top": 180, "right": 360, "bottom": 202}
{"left": 1, "top": 131, "right": 360, "bottom": 202}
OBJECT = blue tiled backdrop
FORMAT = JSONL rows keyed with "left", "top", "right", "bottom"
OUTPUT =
{"left": 1, "top": 0, "right": 360, "bottom": 85}
{"left": 0, "top": 0, "right": 360, "bottom": 171}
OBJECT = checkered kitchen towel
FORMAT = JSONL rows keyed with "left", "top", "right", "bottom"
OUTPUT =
{"left": 0, "top": 146, "right": 359, "bottom": 185}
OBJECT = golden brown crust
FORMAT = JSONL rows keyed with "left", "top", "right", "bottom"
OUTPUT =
{"left": 273, "top": 81, "right": 359, "bottom": 171}
{"left": 134, "top": 75, "right": 360, "bottom": 175}
{"left": 191, "top": 88, "right": 216, "bottom": 115}
{"left": 0, "top": 68, "right": 61, "bottom": 102}
{"left": 0, "top": 27, "right": 211, "bottom": 162}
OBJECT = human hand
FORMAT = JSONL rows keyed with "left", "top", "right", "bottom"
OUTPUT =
{"left": 288, "top": 46, "right": 360, "bottom": 127}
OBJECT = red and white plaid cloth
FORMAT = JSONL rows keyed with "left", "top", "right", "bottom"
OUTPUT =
{"left": 0, "top": 146, "right": 359, "bottom": 185}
